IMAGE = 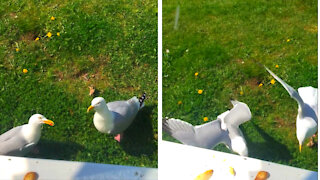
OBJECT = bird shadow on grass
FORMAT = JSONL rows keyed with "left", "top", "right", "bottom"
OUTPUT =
{"left": 243, "top": 123, "right": 292, "bottom": 163}
{"left": 27, "top": 139, "right": 85, "bottom": 160}
{"left": 120, "top": 105, "right": 157, "bottom": 156}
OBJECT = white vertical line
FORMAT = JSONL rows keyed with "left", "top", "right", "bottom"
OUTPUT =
{"left": 158, "top": 0, "right": 163, "bottom": 178}
{"left": 317, "top": 1, "right": 320, "bottom": 173}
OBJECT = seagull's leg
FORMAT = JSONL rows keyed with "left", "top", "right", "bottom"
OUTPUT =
{"left": 306, "top": 136, "right": 316, "bottom": 147}
{"left": 312, "top": 132, "right": 317, "bottom": 138}
{"left": 31, "top": 147, "right": 39, "bottom": 154}
{"left": 114, "top": 133, "right": 123, "bottom": 142}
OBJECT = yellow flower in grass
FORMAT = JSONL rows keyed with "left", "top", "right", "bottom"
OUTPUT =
{"left": 15, "top": 48, "right": 19, "bottom": 52}
{"left": 35, "top": 37, "right": 40, "bottom": 41}
{"left": 203, "top": 117, "right": 208, "bottom": 122}
{"left": 22, "top": 69, "right": 28, "bottom": 74}
{"left": 240, "top": 91, "right": 244, "bottom": 95}
{"left": 275, "top": 64, "right": 279, "bottom": 68}
{"left": 178, "top": 101, "right": 182, "bottom": 105}
{"left": 57, "top": 32, "right": 60, "bottom": 36}
{"left": 50, "top": 16, "right": 55, "bottom": 21}
{"left": 198, "top": 89, "right": 203, "bottom": 94}
{"left": 258, "top": 83, "right": 263, "bottom": 87}
{"left": 287, "top": 39, "right": 290, "bottom": 42}
{"left": 194, "top": 72, "right": 199, "bottom": 77}
{"left": 270, "top": 79, "right": 276, "bottom": 85}
{"left": 47, "top": 32, "right": 52, "bottom": 38}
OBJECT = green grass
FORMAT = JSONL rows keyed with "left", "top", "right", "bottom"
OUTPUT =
{"left": 0, "top": 0, "right": 157, "bottom": 167}
{"left": 163, "top": 0, "right": 317, "bottom": 171}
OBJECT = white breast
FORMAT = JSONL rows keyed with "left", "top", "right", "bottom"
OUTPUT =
{"left": 21, "top": 125, "right": 41, "bottom": 144}
{"left": 93, "top": 111, "right": 114, "bottom": 134}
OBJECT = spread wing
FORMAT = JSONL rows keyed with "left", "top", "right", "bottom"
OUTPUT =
{"left": 265, "top": 66, "right": 304, "bottom": 108}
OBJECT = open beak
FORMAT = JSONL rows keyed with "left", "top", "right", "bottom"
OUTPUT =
{"left": 87, "top": 105, "right": 94, "bottom": 113}
{"left": 43, "top": 119, "right": 54, "bottom": 126}
{"left": 299, "top": 145, "right": 302, "bottom": 153}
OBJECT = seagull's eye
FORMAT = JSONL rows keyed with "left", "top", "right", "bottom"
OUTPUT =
{"left": 38, "top": 116, "right": 42, "bottom": 119}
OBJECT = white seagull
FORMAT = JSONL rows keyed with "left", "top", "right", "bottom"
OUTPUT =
{"left": 265, "top": 66, "right": 318, "bottom": 152}
{"left": 0, "top": 114, "right": 54, "bottom": 156}
{"left": 87, "top": 93, "right": 146, "bottom": 142}
{"left": 163, "top": 100, "right": 252, "bottom": 156}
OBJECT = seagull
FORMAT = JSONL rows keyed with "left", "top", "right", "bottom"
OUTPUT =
{"left": 0, "top": 114, "right": 54, "bottom": 156}
{"left": 163, "top": 100, "right": 252, "bottom": 156}
{"left": 265, "top": 66, "right": 318, "bottom": 152}
{"left": 87, "top": 93, "right": 146, "bottom": 142}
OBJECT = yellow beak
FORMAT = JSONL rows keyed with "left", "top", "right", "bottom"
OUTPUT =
{"left": 87, "top": 105, "right": 94, "bottom": 112}
{"left": 299, "top": 145, "right": 302, "bottom": 153}
{"left": 43, "top": 119, "right": 54, "bottom": 126}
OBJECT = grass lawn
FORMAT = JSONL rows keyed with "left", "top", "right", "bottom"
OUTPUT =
{"left": 163, "top": 0, "right": 317, "bottom": 171}
{"left": 0, "top": 0, "right": 157, "bottom": 167}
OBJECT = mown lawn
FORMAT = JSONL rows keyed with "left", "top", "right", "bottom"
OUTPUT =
{"left": 163, "top": 0, "right": 317, "bottom": 171}
{"left": 0, "top": 0, "right": 158, "bottom": 167}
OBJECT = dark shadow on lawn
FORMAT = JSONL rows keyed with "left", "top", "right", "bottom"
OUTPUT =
{"left": 27, "top": 139, "right": 85, "bottom": 160}
{"left": 243, "top": 122, "right": 292, "bottom": 163}
{"left": 120, "top": 105, "right": 157, "bottom": 156}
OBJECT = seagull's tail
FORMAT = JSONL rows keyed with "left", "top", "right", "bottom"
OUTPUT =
{"left": 138, "top": 92, "right": 146, "bottom": 109}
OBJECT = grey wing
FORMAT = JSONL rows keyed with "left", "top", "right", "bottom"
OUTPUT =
{"left": 194, "top": 120, "right": 231, "bottom": 149}
{"left": 0, "top": 126, "right": 23, "bottom": 142}
{"left": 0, "top": 128, "right": 32, "bottom": 156}
{"left": 107, "top": 99, "right": 139, "bottom": 118}
{"left": 224, "top": 100, "right": 252, "bottom": 127}
{"left": 162, "top": 118, "right": 198, "bottom": 146}
{"left": 298, "top": 87, "right": 318, "bottom": 118}
{"left": 265, "top": 66, "right": 304, "bottom": 107}
{"left": 107, "top": 100, "right": 139, "bottom": 133}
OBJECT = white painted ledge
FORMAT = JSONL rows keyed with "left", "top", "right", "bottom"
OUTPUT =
{"left": 0, "top": 155, "right": 157, "bottom": 180}
{"left": 159, "top": 141, "right": 317, "bottom": 180}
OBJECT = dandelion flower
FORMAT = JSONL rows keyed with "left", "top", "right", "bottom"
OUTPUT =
{"left": 194, "top": 72, "right": 199, "bottom": 76}
{"left": 287, "top": 39, "right": 290, "bottom": 42}
{"left": 15, "top": 48, "right": 19, "bottom": 52}
{"left": 57, "top": 32, "right": 60, "bottom": 36}
{"left": 258, "top": 83, "right": 263, "bottom": 87}
{"left": 166, "top": 49, "right": 169, "bottom": 53}
{"left": 240, "top": 91, "right": 244, "bottom": 95}
{"left": 270, "top": 79, "right": 276, "bottom": 85}
{"left": 23, "top": 69, "right": 28, "bottom": 74}
{"left": 35, "top": 37, "right": 40, "bottom": 41}
{"left": 203, "top": 117, "right": 208, "bottom": 122}
{"left": 50, "top": 16, "right": 55, "bottom": 21}
{"left": 275, "top": 64, "right": 279, "bottom": 68}
{"left": 47, "top": 32, "right": 52, "bottom": 38}
{"left": 178, "top": 101, "right": 182, "bottom": 105}
{"left": 198, "top": 89, "right": 203, "bottom": 94}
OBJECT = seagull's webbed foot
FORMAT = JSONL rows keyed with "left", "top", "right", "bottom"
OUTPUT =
{"left": 114, "top": 133, "right": 123, "bottom": 142}
{"left": 306, "top": 135, "right": 317, "bottom": 147}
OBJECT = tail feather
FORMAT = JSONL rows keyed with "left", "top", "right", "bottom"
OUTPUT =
{"left": 139, "top": 92, "right": 146, "bottom": 108}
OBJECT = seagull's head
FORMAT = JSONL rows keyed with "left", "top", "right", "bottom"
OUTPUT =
{"left": 296, "top": 117, "right": 318, "bottom": 153}
{"left": 297, "top": 131, "right": 306, "bottom": 153}
{"left": 28, "top": 114, "right": 54, "bottom": 126}
{"left": 87, "top": 97, "right": 107, "bottom": 112}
